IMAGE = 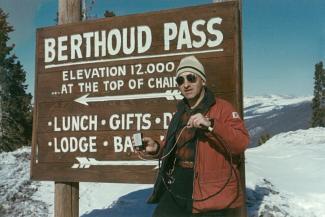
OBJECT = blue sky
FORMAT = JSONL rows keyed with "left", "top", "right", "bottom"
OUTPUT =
{"left": 0, "top": 0, "right": 325, "bottom": 97}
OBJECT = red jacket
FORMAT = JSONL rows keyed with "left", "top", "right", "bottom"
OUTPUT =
{"left": 191, "top": 98, "right": 249, "bottom": 213}
{"left": 148, "top": 97, "right": 249, "bottom": 213}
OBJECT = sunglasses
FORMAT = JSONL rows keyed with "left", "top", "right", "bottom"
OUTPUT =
{"left": 176, "top": 74, "right": 197, "bottom": 86}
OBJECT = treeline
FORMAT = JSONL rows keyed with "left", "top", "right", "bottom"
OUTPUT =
{"left": 0, "top": 9, "right": 32, "bottom": 152}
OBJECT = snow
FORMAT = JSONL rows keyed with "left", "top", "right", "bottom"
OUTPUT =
{"left": 0, "top": 148, "right": 49, "bottom": 217}
{"left": 244, "top": 95, "right": 312, "bottom": 117}
{"left": 245, "top": 127, "right": 325, "bottom": 217}
{"left": 32, "top": 182, "right": 155, "bottom": 217}
{"left": 79, "top": 183, "right": 153, "bottom": 216}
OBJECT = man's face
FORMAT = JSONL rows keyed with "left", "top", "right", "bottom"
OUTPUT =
{"left": 176, "top": 72, "right": 205, "bottom": 100}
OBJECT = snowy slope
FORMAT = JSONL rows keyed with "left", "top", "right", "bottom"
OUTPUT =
{"left": 244, "top": 95, "right": 313, "bottom": 147}
{"left": 1, "top": 127, "right": 325, "bottom": 217}
{"left": 0, "top": 148, "right": 49, "bottom": 217}
{"left": 244, "top": 95, "right": 312, "bottom": 118}
{"left": 245, "top": 127, "right": 325, "bottom": 217}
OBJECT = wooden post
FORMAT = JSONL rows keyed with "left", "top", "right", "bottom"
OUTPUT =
{"left": 237, "top": 1, "right": 248, "bottom": 217}
{"left": 55, "top": 1, "right": 81, "bottom": 217}
{"left": 58, "top": 0, "right": 82, "bottom": 24}
{"left": 55, "top": 182, "right": 79, "bottom": 217}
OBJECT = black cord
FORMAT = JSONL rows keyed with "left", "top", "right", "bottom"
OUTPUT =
{"left": 159, "top": 127, "right": 241, "bottom": 210}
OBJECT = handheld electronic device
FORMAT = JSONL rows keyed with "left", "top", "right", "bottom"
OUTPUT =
{"left": 133, "top": 132, "right": 144, "bottom": 150}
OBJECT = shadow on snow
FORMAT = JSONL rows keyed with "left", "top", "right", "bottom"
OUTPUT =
{"left": 81, "top": 188, "right": 156, "bottom": 217}
{"left": 81, "top": 184, "right": 273, "bottom": 217}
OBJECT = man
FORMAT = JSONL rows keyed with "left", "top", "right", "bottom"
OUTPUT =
{"left": 138, "top": 55, "right": 249, "bottom": 217}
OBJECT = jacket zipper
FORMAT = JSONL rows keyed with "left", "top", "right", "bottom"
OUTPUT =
{"left": 192, "top": 139, "right": 199, "bottom": 200}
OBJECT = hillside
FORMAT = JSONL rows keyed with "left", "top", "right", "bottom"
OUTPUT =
{"left": 244, "top": 95, "right": 312, "bottom": 147}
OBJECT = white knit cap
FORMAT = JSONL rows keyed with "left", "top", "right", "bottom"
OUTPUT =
{"left": 176, "top": 55, "right": 206, "bottom": 82}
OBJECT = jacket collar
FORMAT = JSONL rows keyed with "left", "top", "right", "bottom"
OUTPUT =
{"left": 176, "top": 87, "right": 216, "bottom": 114}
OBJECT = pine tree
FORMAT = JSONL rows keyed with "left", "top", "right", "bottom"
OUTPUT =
{"left": 0, "top": 9, "right": 32, "bottom": 152}
{"left": 104, "top": 10, "right": 116, "bottom": 18}
{"left": 321, "top": 66, "right": 325, "bottom": 103}
{"left": 311, "top": 62, "right": 325, "bottom": 127}
{"left": 258, "top": 133, "right": 271, "bottom": 146}
{"left": 321, "top": 67, "right": 325, "bottom": 123}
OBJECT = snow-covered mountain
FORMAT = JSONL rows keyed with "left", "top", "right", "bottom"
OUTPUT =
{"left": 0, "top": 95, "right": 322, "bottom": 217}
{"left": 244, "top": 95, "right": 313, "bottom": 147}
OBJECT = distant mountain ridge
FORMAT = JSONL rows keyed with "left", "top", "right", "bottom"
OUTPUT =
{"left": 243, "top": 95, "right": 313, "bottom": 147}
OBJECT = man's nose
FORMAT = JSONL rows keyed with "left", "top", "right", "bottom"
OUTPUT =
{"left": 183, "top": 79, "right": 190, "bottom": 87}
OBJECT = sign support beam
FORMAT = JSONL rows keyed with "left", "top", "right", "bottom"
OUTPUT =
{"left": 55, "top": 0, "right": 81, "bottom": 217}
{"left": 236, "top": 1, "right": 247, "bottom": 217}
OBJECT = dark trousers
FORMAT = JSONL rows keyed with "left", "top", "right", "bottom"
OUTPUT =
{"left": 191, "top": 208, "right": 241, "bottom": 217}
{"left": 152, "top": 167, "right": 240, "bottom": 217}
{"left": 152, "top": 166, "right": 194, "bottom": 217}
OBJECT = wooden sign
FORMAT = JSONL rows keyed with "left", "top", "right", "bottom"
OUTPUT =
{"left": 31, "top": 1, "right": 242, "bottom": 183}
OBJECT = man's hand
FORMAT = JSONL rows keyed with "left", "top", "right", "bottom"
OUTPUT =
{"left": 187, "top": 113, "right": 211, "bottom": 129}
{"left": 143, "top": 137, "right": 159, "bottom": 154}
{"left": 133, "top": 137, "right": 159, "bottom": 155}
